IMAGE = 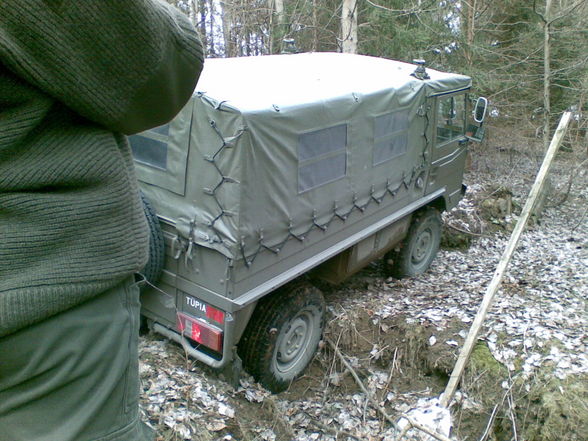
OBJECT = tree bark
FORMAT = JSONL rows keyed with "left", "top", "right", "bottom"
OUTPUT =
{"left": 275, "top": 0, "right": 284, "bottom": 19}
{"left": 220, "top": 1, "right": 234, "bottom": 57}
{"left": 463, "top": 0, "right": 476, "bottom": 65}
{"left": 543, "top": 0, "right": 553, "bottom": 150}
{"left": 275, "top": 0, "right": 286, "bottom": 53}
{"left": 312, "top": 0, "right": 318, "bottom": 52}
{"left": 341, "top": 0, "right": 358, "bottom": 53}
{"left": 207, "top": 0, "right": 215, "bottom": 57}
{"left": 269, "top": 0, "right": 286, "bottom": 53}
{"left": 197, "top": 0, "right": 208, "bottom": 54}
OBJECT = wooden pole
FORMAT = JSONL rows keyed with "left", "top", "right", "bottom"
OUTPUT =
{"left": 440, "top": 111, "right": 572, "bottom": 408}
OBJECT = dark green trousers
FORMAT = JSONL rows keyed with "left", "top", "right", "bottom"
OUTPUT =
{"left": 0, "top": 278, "right": 154, "bottom": 441}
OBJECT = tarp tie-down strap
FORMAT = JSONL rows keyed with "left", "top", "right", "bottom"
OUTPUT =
{"left": 239, "top": 169, "right": 425, "bottom": 267}
{"left": 200, "top": 120, "right": 246, "bottom": 252}
{"left": 239, "top": 108, "right": 432, "bottom": 267}
{"left": 202, "top": 107, "right": 431, "bottom": 268}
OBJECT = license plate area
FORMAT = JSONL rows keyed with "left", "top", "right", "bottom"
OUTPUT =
{"left": 180, "top": 292, "right": 225, "bottom": 326}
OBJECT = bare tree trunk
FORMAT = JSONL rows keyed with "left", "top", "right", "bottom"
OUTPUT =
{"left": 467, "top": 0, "right": 476, "bottom": 45}
{"left": 543, "top": 0, "right": 553, "bottom": 150}
{"left": 197, "top": 0, "right": 208, "bottom": 54}
{"left": 190, "top": 0, "right": 198, "bottom": 25}
{"left": 220, "top": 1, "right": 234, "bottom": 57}
{"left": 341, "top": 0, "right": 358, "bottom": 53}
{"left": 273, "top": 0, "right": 286, "bottom": 53}
{"left": 463, "top": 0, "right": 476, "bottom": 65}
{"left": 312, "top": 0, "right": 318, "bottom": 51}
{"left": 208, "top": 0, "right": 215, "bottom": 57}
{"left": 275, "top": 0, "right": 284, "bottom": 19}
{"left": 268, "top": 0, "right": 275, "bottom": 53}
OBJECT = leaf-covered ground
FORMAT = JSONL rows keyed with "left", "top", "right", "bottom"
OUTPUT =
{"left": 139, "top": 133, "right": 588, "bottom": 441}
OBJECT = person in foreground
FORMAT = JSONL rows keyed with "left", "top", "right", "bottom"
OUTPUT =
{"left": 0, "top": 1, "right": 203, "bottom": 440}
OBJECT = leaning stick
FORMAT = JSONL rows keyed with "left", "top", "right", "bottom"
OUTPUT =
{"left": 440, "top": 111, "right": 573, "bottom": 408}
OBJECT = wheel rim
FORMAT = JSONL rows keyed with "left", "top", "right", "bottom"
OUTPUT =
{"left": 411, "top": 227, "right": 434, "bottom": 267}
{"left": 275, "top": 310, "right": 316, "bottom": 374}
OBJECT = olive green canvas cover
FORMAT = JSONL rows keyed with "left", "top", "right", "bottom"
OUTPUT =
{"left": 132, "top": 53, "right": 471, "bottom": 263}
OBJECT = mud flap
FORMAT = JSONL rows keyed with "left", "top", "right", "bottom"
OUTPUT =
{"left": 221, "top": 350, "right": 243, "bottom": 389}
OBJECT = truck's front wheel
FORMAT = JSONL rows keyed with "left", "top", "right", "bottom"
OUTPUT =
{"left": 238, "top": 282, "right": 325, "bottom": 393}
{"left": 387, "top": 207, "right": 441, "bottom": 278}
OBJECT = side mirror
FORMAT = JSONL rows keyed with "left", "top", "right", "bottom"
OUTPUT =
{"left": 473, "top": 97, "right": 488, "bottom": 123}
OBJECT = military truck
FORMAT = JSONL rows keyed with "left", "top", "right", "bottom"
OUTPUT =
{"left": 130, "top": 53, "right": 487, "bottom": 392}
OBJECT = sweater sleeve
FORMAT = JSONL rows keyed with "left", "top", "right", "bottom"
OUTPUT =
{"left": 0, "top": 0, "right": 204, "bottom": 134}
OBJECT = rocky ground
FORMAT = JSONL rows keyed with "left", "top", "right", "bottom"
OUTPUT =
{"left": 138, "top": 127, "right": 588, "bottom": 441}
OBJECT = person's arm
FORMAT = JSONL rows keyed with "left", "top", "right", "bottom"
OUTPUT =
{"left": 0, "top": 0, "right": 204, "bottom": 134}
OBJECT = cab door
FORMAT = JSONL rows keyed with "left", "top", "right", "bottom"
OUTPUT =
{"left": 426, "top": 92, "right": 468, "bottom": 209}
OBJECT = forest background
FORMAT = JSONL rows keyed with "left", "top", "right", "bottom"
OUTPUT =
{"left": 166, "top": 0, "right": 588, "bottom": 151}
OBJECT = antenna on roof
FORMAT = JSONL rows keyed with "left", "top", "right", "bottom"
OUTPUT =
{"left": 281, "top": 39, "right": 298, "bottom": 54}
{"left": 411, "top": 59, "right": 430, "bottom": 80}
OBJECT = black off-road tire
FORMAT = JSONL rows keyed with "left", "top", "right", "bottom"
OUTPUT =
{"left": 237, "top": 282, "right": 325, "bottom": 393}
{"left": 387, "top": 207, "right": 442, "bottom": 278}
{"left": 139, "top": 191, "right": 165, "bottom": 288}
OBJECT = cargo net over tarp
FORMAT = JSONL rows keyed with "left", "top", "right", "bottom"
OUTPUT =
{"left": 131, "top": 53, "right": 471, "bottom": 266}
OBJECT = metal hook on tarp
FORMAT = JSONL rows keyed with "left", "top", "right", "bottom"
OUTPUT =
{"left": 185, "top": 239, "right": 194, "bottom": 268}
{"left": 223, "top": 128, "right": 247, "bottom": 148}
{"left": 184, "top": 221, "right": 198, "bottom": 270}
{"left": 171, "top": 235, "right": 184, "bottom": 260}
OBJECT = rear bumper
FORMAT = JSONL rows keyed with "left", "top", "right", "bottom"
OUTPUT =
{"left": 152, "top": 313, "right": 235, "bottom": 369}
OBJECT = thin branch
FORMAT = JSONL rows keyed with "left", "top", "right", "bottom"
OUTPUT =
{"left": 478, "top": 404, "right": 499, "bottom": 441}
{"left": 571, "top": 206, "right": 588, "bottom": 232}
{"left": 551, "top": 0, "right": 588, "bottom": 24}
{"left": 326, "top": 338, "right": 399, "bottom": 431}
{"left": 397, "top": 413, "right": 454, "bottom": 441}
{"left": 549, "top": 158, "right": 588, "bottom": 207}
{"left": 363, "top": 0, "right": 438, "bottom": 16}
{"left": 534, "top": 0, "right": 547, "bottom": 23}
{"left": 446, "top": 223, "right": 487, "bottom": 237}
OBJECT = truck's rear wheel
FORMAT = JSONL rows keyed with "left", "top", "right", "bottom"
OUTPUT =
{"left": 238, "top": 282, "right": 325, "bottom": 393}
{"left": 387, "top": 207, "right": 441, "bottom": 278}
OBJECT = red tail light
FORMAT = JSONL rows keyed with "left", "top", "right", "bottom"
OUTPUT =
{"left": 206, "top": 305, "right": 225, "bottom": 324}
{"left": 177, "top": 313, "right": 223, "bottom": 352}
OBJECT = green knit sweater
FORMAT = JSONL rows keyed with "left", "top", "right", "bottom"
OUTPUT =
{"left": 0, "top": 1, "right": 203, "bottom": 337}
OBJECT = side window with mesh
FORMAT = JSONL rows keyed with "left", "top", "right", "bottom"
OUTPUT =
{"left": 373, "top": 110, "right": 409, "bottom": 166}
{"left": 298, "top": 124, "right": 347, "bottom": 193}
{"left": 129, "top": 124, "right": 170, "bottom": 170}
